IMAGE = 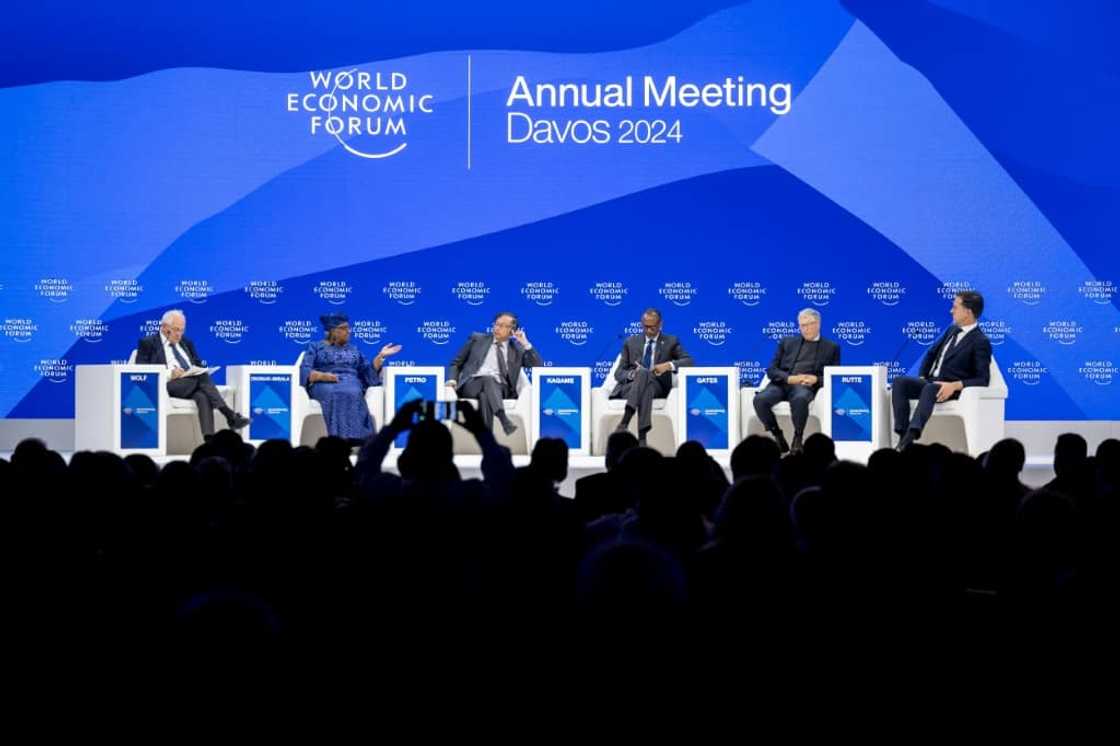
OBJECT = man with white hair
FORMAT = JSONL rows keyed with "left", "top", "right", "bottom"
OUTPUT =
{"left": 752, "top": 308, "right": 841, "bottom": 454}
{"left": 135, "top": 309, "right": 249, "bottom": 438}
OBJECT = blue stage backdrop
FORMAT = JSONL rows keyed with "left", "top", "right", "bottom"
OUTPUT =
{"left": 2, "top": 1, "right": 1118, "bottom": 421}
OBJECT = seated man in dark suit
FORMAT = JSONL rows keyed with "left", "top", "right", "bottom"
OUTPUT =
{"left": 445, "top": 310, "right": 542, "bottom": 435}
{"left": 753, "top": 308, "right": 841, "bottom": 454}
{"left": 135, "top": 309, "right": 249, "bottom": 439}
{"left": 611, "top": 307, "right": 694, "bottom": 447}
{"left": 892, "top": 290, "right": 992, "bottom": 451}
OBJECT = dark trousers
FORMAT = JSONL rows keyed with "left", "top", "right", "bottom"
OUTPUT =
{"left": 167, "top": 373, "right": 229, "bottom": 436}
{"left": 611, "top": 367, "right": 669, "bottom": 434}
{"left": 891, "top": 375, "right": 959, "bottom": 436}
{"left": 457, "top": 376, "right": 514, "bottom": 431}
{"left": 753, "top": 382, "right": 816, "bottom": 435}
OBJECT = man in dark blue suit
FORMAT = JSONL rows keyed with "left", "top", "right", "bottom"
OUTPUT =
{"left": 611, "top": 308, "right": 694, "bottom": 447}
{"left": 135, "top": 309, "right": 250, "bottom": 438}
{"left": 753, "top": 308, "right": 841, "bottom": 454}
{"left": 892, "top": 290, "right": 992, "bottom": 451}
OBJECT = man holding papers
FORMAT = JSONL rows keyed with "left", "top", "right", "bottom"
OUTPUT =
{"left": 135, "top": 309, "right": 250, "bottom": 437}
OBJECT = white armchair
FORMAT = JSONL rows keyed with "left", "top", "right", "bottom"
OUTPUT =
{"left": 895, "top": 357, "right": 1008, "bottom": 456}
{"left": 292, "top": 351, "right": 385, "bottom": 446}
{"left": 444, "top": 369, "right": 532, "bottom": 454}
{"left": 740, "top": 375, "right": 827, "bottom": 441}
{"left": 590, "top": 355, "right": 680, "bottom": 456}
{"left": 127, "top": 349, "right": 236, "bottom": 454}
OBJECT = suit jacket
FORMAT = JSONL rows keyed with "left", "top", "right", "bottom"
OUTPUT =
{"left": 135, "top": 333, "right": 203, "bottom": 368}
{"left": 446, "top": 333, "right": 542, "bottom": 393}
{"left": 765, "top": 336, "right": 841, "bottom": 391}
{"left": 612, "top": 333, "right": 694, "bottom": 395}
{"left": 919, "top": 326, "right": 992, "bottom": 388}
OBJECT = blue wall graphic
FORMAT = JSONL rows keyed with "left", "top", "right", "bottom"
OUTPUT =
{"left": 2, "top": 1, "right": 1117, "bottom": 422}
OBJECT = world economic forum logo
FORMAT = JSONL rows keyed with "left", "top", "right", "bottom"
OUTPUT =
{"left": 452, "top": 281, "right": 491, "bottom": 306}
{"left": 728, "top": 282, "right": 766, "bottom": 307}
{"left": 353, "top": 320, "right": 389, "bottom": 345}
{"left": 418, "top": 321, "right": 455, "bottom": 345}
{"left": 832, "top": 321, "right": 871, "bottom": 346}
{"left": 589, "top": 281, "right": 628, "bottom": 307}
{"left": 734, "top": 360, "right": 765, "bottom": 386}
{"left": 210, "top": 319, "right": 249, "bottom": 344}
{"left": 71, "top": 319, "right": 108, "bottom": 343}
{"left": 286, "top": 68, "right": 435, "bottom": 160}
{"left": 522, "top": 281, "right": 559, "bottom": 307}
{"left": 176, "top": 279, "right": 213, "bottom": 304}
{"left": 383, "top": 281, "right": 422, "bottom": 306}
{"left": 1007, "top": 280, "right": 1046, "bottom": 306}
{"left": 555, "top": 321, "right": 593, "bottom": 346}
{"left": 34, "top": 358, "right": 73, "bottom": 384}
{"left": 902, "top": 321, "right": 940, "bottom": 346}
{"left": 1042, "top": 320, "right": 1083, "bottom": 346}
{"left": 797, "top": 281, "right": 835, "bottom": 307}
{"left": 1007, "top": 360, "right": 1048, "bottom": 386}
{"left": 659, "top": 281, "right": 698, "bottom": 307}
{"left": 761, "top": 320, "right": 798, "bottom": 342}
{"left": 105, "top": 279, "right": 143, "bottom": 304}
{"left": 693, "top": 321, "right": 732, "bottom": 346}
{"left": 866, "top": 281, "right": 906, "bottom": 307}
{"left": 980, "top": 319, "right": 1011, "bottom": 346}
{"left": 280, "top": 320, "right": 315, "bottom": 344}
{"left": 3, "top": 318, "right": 38, "bottom": 343}
{"left": 1077, "top": 280, "right": 1117, "bottom": 305}
{"left": 244, "top": 280, "right": 284, "bottom": 305}
{"left": 314, "top": 280, "right": 353, "bottom": 305}
{"left": 1079, "top": 360, "right": 1118, "bottom": 386}
{"left": 35, "top": 277, "right": 73, "bottom": 303}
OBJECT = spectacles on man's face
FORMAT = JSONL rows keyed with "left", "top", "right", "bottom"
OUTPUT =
{"left": 494, "top": 320, "right": 515, "bottom": 329}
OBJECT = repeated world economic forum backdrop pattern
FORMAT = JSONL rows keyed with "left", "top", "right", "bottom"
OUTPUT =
{"left": 1, "top": 0, "right": 1118, "bottom": 421}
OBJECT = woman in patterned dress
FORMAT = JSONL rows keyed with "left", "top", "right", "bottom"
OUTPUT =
{"left": 300, "top": 313, "right": 401, "bottom": 443}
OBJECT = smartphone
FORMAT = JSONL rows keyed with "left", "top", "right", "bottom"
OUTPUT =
{"left": 410, "top": 400, "right": 460, "bottom": 423}
{"left": 439, "top": 400, "right": 460, "bottom": 422}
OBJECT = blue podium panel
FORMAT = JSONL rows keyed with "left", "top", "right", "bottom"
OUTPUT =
{"left": 820, "top": 365, "right": 889, "bottom": 462}
{"left": 383, "top": 367, "right": 439, "bottom": 448}
{"left": 119, "top": 371, "right": 160, "bottom": 450}
{"left": 684, "top": 374, "right": 731, "bottom": 450}
{"left": 678, "top": 367, "right": 739, "bottom": 454}
{"left": 830, "top": 374, "right": 874, "bottom": 443}
{"left": 248, "top": 372, "right": 293, "bottom": 442}
{"left": 532, "top": 368, "right": 591, "bottom": 453}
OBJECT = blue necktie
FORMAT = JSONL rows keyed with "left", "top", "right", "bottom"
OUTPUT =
{"left": 641, "top": 339, "right": 654, "bottom": 369}
{"left": 170, "top": 342, "right": 190, "bottom": 370}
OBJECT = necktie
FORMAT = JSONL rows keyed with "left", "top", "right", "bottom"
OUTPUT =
{"left": 170, "top": 342, "right": 190, "bottom": 370}
{"left": 495, "top": 341, "right": 509, "bottom": 386}
{"left": 641, "top": 338, "right": 654, "bottom": 369}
